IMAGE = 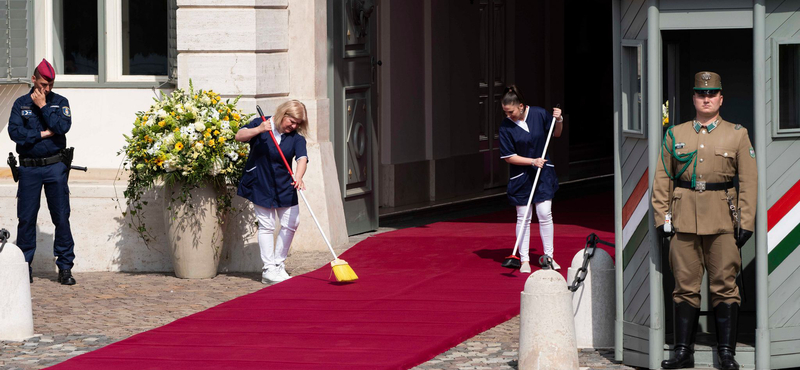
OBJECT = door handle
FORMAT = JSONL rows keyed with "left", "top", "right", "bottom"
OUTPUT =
{"left": 371, "top": 57, "right": 382, "bottom": 84}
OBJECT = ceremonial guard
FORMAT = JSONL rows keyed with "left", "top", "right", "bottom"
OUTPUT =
{"left": 7, "top": 59, "right": 77, "bottom": 285}
{"left": 652, "top": 71, "right": 757, "bottom": 369}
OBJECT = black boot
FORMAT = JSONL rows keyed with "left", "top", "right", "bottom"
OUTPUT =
{"left": 662, "top": 301, "right": 700, "bottom": 369}
{"left": 58, "top": 268, "right": 76, "bottom": 285}
{"left": 715, "top": 302, "right": 740, "bottom": 370}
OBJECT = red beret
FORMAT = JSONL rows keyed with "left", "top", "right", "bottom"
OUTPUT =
{"left": 36, "top": 59, "right": 55, "bottom": 80}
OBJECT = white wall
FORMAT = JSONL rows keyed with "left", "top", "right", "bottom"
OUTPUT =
{"left": 0, "top": 88, "right": 169, "bottom": 171}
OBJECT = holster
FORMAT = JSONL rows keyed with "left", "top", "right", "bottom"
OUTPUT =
{"left": 7, "top": 152, "right": 19, "bottom": 183}
{"left": 61, "top": 147, "right": 75, "bottom": 180}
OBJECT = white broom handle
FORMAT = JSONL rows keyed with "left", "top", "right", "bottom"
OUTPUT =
{"left": 510, "top": 115, "right": 558, "bottom": 256}
{"left": 297, "top": 189, "right": 339, "bottom": 260}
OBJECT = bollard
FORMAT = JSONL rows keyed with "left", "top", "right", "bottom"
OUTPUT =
{"left": 0, "top": 229, "right": 34, "bottom": 341}
{"left": 519, "top": 268, "right": 579, "bottom": 370}
{"left": 568, "top": 248, "right": 615, "bottom": 349}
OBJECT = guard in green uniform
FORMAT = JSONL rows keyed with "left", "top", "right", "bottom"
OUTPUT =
{"left": 652, "top": 71, "right": 757, "bottom": 370}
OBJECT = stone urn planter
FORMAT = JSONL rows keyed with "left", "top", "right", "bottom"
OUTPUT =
{"left": 163, "top": 182, "right": 223, "bottom": 279}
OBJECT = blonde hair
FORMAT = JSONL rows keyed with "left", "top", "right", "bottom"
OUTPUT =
{"left": 274, "top": 100, "right": 309, "bottom": 136}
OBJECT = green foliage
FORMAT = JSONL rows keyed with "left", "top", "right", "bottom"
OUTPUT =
{"left": 119, "top": 81, "right": 254, "bottom": 245}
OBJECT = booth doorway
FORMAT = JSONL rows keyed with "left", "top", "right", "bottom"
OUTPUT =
{"left": 661, "top": 28, "right": 756, "bottom": 347}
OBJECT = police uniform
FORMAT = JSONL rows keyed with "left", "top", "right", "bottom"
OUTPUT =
{"left": 652, "top": 72, "right": 756, "bottom": 370}
{"left": 7, "top": 59, "right": 76, "bottom": 285}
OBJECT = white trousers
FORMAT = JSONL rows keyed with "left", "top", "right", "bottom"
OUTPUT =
{"left": 254, "top": 204, "right": 300, "bottom": 271}
{"left": 515, "top": 200, "right": 554, "bottom": 262}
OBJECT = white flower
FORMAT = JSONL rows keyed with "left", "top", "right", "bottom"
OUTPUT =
{"left": 194, "top": 122, "right": 205, "bottom": 132}
{"left": 221, "top": 121, "right": 230, "bottom": 130}
{"left": 201, "top": 95, "right": 212, "bottom": 105}
{"left": 210, "top": 109, "right": 220, "bottom": 120}
{"left": 164, "top": 133, "right": 175, "bottom": 146}
{"left": 194, "top": 142, "right": 204, "bottom": 151}
{"left": 209, "top": 158, "right": 223, "bottom": 176}
{"left": 225, "top": 152, "right": 239, "bottom": 162}
{"left": 157, "top": 109, "right": 168, "bottom": 119}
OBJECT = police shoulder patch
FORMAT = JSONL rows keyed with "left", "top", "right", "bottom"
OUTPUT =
{"left": 62, "top": 106, "right": 71, "bottom": 117}
{"left": 735, "top": 124, "right": 742, "bottom": 130}
{"left": 749, "top": 147, "right": 755, "bottom": 158}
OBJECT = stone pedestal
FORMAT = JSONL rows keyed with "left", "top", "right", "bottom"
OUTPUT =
{"left": 519, "top": 269, "right": 578, "bottom": 370}
{"left": 0, "top": 237, "right": 34, "bottom": 341}
{"left": 569, "top": 248, "right": 615, "bottom": 349}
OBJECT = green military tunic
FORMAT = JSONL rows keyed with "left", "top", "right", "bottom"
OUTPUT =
{"left": 652, "top": 118, "right": 757, "bottom": 307}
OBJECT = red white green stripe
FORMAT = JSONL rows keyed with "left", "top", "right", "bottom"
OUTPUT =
{"left": 768, "top": 179, "right": 800, "bottom": 273}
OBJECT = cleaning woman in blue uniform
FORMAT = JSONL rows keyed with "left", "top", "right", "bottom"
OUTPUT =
{"left": 499, "top": 85, "right": 563, "bottom": 273}
{"left": 235, "top": 100, "right": 308, "bottom": 284}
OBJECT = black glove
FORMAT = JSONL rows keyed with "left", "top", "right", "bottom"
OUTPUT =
{"left": 657, "top": 225, "right": 674, "bottom": 239}
{"left": 736, "top": 229, "right": 753, "bottom": 249}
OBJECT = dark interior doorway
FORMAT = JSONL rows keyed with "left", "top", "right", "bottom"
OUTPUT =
{"left": 564, "top": 0, "right": 615, "bottom": 181}
{"left": 661, "top": 28, "right": 756, "bottom": 347}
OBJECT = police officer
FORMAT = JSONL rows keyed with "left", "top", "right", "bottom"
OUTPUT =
{"left": 652, "top": 71, "right": 756, "bottom": 370}
{"left": 7, "top": 59, "right": 76, "bottom": 285}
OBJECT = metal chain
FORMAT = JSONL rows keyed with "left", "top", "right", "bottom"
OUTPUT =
{"left": 568, "top": 233, "right": 615, "bottom": 292}
{"left": 0, "top": 228, "right": 9, "bottom": 244}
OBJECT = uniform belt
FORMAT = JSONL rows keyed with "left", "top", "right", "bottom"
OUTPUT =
{"left": 20, "top": 153, "right": 62, "bottom": 167}
{"left": 676, "top": 180, "right": 734, "bottom": 191}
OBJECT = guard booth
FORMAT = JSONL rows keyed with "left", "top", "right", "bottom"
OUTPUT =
{"left": 613, "top": 1, "right": 800, "bottom": 369}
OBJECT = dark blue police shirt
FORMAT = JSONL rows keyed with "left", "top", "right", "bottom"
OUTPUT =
{"left": 498, "top": 105, "right": 559, "bottom": 206}
{"left": 7, "top": 88, "right": 72, "bottom": 158}
{"left": 237, "top": 116, "right": 309, "bottom": 208}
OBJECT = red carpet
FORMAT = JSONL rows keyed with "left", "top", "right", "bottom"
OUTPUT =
{"left": 48, "top": 194, "right": 613, "bottom": 370}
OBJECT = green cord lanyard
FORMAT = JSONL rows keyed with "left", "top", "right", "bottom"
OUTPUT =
{"left": 661, "top": 125, "right": 698, "bottom": 188}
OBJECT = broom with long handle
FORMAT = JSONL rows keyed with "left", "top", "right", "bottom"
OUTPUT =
{"left": 501, "top": 110, "right": 558, "bottom": 269}
{"left": 256, "top": 106, "right": 358, "bottom": 282}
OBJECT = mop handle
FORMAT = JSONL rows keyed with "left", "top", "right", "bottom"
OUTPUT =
{"left": 257, "top": 106, "right": 340, "bottom": 260}
{"left": 510, "top": 113, "right": 559, "bottom": 256}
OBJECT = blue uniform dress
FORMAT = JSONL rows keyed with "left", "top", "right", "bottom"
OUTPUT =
{"left": 499, "top": 106, "right": 559, "bottom": 205}
{"left": 7, "top": 89, "right": 75, "bottom": 269}
{"left": 237, "top": 116, "right": 308, "bottom": 208}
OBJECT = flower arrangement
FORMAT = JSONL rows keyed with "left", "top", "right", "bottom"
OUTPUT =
{"left": 662, "top": 100, "right": 670, "bottom": 126}
{"left": 119, "top": 81, "right": 254, "bottom": 243}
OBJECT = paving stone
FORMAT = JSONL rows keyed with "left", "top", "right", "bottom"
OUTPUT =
{"left": 0, "top": 226, "right": 635, "bottom": 370}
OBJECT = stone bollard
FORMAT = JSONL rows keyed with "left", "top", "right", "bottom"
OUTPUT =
{"left": 519, "top": 268, "right": 579, "bottom": 370}
{"left": 568, "top": 247, "right": 615, "bottom": 349}
{"left": 0, "top": 229, "right": 35, "bottom": 341}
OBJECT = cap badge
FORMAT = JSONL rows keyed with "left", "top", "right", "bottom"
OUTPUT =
{"left": 702, "top": 72, "right": 711, "bottom": 86}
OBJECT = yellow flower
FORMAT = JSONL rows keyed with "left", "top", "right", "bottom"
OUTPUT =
{"left": 158, "top": 120, "right": 166, "bottom": 128}
{"left": 193, "top": 95, "right": 198, "bottom": 99}
{"left": 208, "top": 139, "right": 216, "bottom": 146}
{"left": 174, "top": 128, "right": 179, "bottom": 133}
{"left": 175, "top": 142, "right": 184, "bottom": 151}
{"left": 218, "top": 137, "right": 226, "bottom": 143}
{"left": 170, "top": 111, "right": 175, "bottom": 116}
{"left": 233, "top": 113, "right": 240, "bottom": 120}
{"left": 204, "top": 132, "right": 211, "bottom": 138}
{"left": 213, "top": 130, "right": 220, "bottom": 135}
{"left": 206, "top": 128, "right": 212, "bottom": 133}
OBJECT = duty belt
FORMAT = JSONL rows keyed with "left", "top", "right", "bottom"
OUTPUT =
{"left": 676, "top": 180, "right": 734, "bottom": 192}
{"left": 20, "top": 153, "right": 62, "bottom": 167}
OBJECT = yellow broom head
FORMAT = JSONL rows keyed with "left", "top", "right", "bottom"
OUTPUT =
{"left": 331, "top": 258, "right": 358, "bottom": 282}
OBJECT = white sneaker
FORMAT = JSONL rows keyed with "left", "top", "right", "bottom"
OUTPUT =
{"left": 261, "top": 269, "right": 284, "bottom": 284}
{"left": 551, "top": 259, "right": 561, "bottom": 270}
{"left": 520, "top": 261, "right": 532, "bottom": 273}
{"left": 276, "top": 265, "right": 291, "bottom": 281}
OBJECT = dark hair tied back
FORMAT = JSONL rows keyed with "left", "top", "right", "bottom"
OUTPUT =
{"left": 502, "top": 85, "right": 525, "bottom": 107}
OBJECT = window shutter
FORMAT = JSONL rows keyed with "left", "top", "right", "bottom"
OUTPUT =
{"left": 1, "top": 0, "right": 30, "bottom": 82}
{"left": 167, "top": 0, "right": 177, "bottom": 82}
